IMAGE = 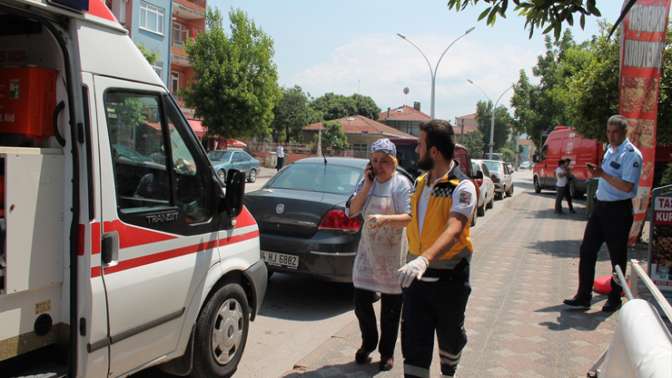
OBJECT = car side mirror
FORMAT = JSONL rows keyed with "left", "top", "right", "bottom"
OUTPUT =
{"left": 223, "top": 169, "right": 246, "bottom": 218}
{"left": 475, "top": 170, "right": 484, "bottom": 180}
{"left": 532, "top": 154, "right": 539, "bottom": 163}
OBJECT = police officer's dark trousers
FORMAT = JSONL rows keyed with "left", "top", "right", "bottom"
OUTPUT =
{"left": 402, "top": 264, "right": 471, "bottom": 377}
{"left": 353, "top": 288, "right": 402, "bottom": 358}
{"left": 577, "top": 199, "right": 633, "bottom": 303}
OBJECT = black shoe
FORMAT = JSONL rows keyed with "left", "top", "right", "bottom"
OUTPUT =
{"left": 355, "top": 348, "right": 372, "bottom": 364}
{"left": 563, "top": 296, "right": 591, "bottom": 309}
{"left": 379, "top": 356, "right": 394, "bottom": 371}
{"left": 602, "top": 300, "right": 622, "bottom": 312}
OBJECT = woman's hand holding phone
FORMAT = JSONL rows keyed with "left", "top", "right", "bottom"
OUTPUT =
{"left": 365, "top": 162, "right": 375, "bottom": 182}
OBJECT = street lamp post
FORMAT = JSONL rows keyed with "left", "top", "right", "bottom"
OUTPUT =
{"left": 467, "top": 79, "right": 514, "bottom": 157}
{"left": 397, "top": 27, "right": 475, "bottom": 119}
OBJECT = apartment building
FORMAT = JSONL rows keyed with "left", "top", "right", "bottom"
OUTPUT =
{"left": 105, "top": 0, "right": 205, "bottom": 120}
{"left": 170, "top": 0, "right": 205, "bottom": 118}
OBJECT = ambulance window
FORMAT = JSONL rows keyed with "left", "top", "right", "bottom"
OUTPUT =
{"left": 165, "top": 101, "right": 212, "bottom": 224}
{"left": 104, "top": 92, "right": 171, "bottom": 213}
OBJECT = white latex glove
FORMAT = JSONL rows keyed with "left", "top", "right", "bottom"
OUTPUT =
{"left": 398, "top": 256, "right": 429, "bottom": 288}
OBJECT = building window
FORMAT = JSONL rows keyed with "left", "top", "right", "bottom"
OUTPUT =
{"left": 172, "top": 22, "right": 189, "bottom": 47}
{"left": 171, "top": 71, "right": 180, "bottom": 95}
{"left": 152, "top": 62, "right": 163, "bottom": 79}
{"left": 139, "top": 2, "right": 165, "bottom": 35}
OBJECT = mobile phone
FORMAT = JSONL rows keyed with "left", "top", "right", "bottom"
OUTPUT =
{"left": 367, "top": 162, "right": 375, "bottom": 180}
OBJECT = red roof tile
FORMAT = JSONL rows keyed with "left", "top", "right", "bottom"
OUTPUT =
{"left": 378, "top": 105, "right": 431, "bottom": 122}
{"left": 304, "top": 115, "right": 417, "bottom": 140}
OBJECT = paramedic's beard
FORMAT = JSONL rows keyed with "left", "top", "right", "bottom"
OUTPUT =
{"left": 418, "top": 155, "right": 434, "bottom": 171}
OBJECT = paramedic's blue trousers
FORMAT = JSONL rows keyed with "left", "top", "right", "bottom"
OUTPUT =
{"left": 401, "top": 266, "right": 471, "bottom": 377}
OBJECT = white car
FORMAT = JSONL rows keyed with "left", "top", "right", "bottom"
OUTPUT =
{"left": 483, "top": 160, "right": 514, "bottom": 199}
{"left": 471, "top": 160, "right": 496, "bottom": 216}
{"left": 519, "top": 161, "right": 532, "bottom": 169}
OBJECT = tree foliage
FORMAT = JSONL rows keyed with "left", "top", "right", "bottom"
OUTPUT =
{"left": 184, "top": 8, "right": 281, "bottom": 139}
{"left": 271, "top": 86, "right": 320, "bottom": 143}
{"left": 321, "top": 121, "right": 349, "bottom": 151}
{"left": 446, "top": 0, "right": 604, "bottom": 39}
{"left": 459, "top": 130, "right": 485, "bottom": 158}
{"left": 476, "top": 100, "right": 512, "bottom": 152}
{"left": 136, "top": 43, "right": 159, "bottom": 65}
{"left": 310, "top": 93, "right": 381, "bottom": 121}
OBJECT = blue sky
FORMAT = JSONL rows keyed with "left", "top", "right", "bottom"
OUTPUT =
{"left": 210, "top": 1, "right": 621, "bottom": 122}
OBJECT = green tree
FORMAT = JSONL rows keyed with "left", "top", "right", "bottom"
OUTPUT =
{"left": 350, "top": 94, "right": 381, "bottom": 120}
{"left": 136, "top": 43, "right": 159, "bottom": 65}
{"left": 459, "top": 130, "right": 485, "bottom": 158}
{"left": 511, "top": 31, "right": 580, "bottom": 147}
{"left": 476, "top": 100, "right": 511, "bottom": 152}
{"left": 311, "top": 93, "right": 380, "bottom": 121}
{"left": 446, "top": 0, "right": 604, "bottom": 39}
{"left": 271, "top": 86, "right": 319, "bottom": 143}
{"left": 321, "top": 121, "right": 349, "bottom": 151}
{"left": 184, "top": 8, "right": 281, "bottom": 139}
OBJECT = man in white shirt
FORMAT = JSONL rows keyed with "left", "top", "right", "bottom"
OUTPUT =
{"left": 275, "top": 144, "right": 285, "bottom": 171}
{"left": 555, "top": 159, "right": 574, "bottom": 214}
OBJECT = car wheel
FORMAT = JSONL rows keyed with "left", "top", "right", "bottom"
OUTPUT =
{"left": 486, "top": 197, "right": 494, "bottom": 209}
{"left": 506, "top": 184, "right": 514, "bottom": 197}
{"left": 495, "top": 192, "right": 503, "bottom": 200}
{"left": 471, "top": 209, "right": 477, "bottom": 226}
{"left": 247, "top": 169, "right": 257, "bottom": 183}
{"left": 192, "top": 282, "right": 249, "bottom": 378}
{"left": 218, "top": 169, "right": 227, "bottom": 183}
{"left": 534, "top": 177, "right": 541, "bottom": 193}
{"left": 477, "top": 203, "right": 485, "bottom": 217}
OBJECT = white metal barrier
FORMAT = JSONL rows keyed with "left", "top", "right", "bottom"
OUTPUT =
{"left": 588, "top": 259, "right": 672, "bottom": 377}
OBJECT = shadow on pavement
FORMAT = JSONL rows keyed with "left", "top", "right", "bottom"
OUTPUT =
{"left": 535, "top": 300, "right": 614, "bottom": 331}
{"left": 528, "top": 207, "right": 588, "bottom": 222}
{"left": 528, "top": 239, "right": 611, "bottom": 262}
{"left": 283, "top": 361, "right": 385, "bottom": 377}
{"left": 259, "top": 273, "right": 354, "bottom": 321}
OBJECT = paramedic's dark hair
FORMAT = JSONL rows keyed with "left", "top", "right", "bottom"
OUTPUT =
{"left": 419, "top": 119, "right": 455, "bottom": 161}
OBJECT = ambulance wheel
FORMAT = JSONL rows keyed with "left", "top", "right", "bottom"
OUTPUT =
{"left": 534, "top": 177, "right": 541, "bottom": 193}
{"left": 193, "top": 282, "right": 250, "bottom": 378}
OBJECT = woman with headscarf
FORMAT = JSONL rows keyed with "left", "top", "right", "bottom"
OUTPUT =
{"left": 347, "top": 138, "right": 412, "bottom": 371}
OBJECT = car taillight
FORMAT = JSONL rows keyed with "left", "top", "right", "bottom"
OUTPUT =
{"left": 319, "top": 209, "right": 361, "bottom": 232}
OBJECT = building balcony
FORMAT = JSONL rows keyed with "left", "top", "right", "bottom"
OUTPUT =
{"left": 171, "top": 46, "right": 191, "bottom": 67}
{"left": 173, "top": 0, "right": 205, "bottom": 20}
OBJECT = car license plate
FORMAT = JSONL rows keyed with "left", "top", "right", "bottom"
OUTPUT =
{"left": 262, "top": 251, "right": 299, "bottom": 269}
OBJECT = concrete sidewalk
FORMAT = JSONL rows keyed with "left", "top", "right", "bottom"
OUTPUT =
{"left": 280, "top": 182, "right": 647, "bottom": 378}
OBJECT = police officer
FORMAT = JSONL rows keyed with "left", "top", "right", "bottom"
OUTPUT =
{"left": 564, "top": 115, "right": 642, "bottom": 312}
{"left": 398, "top": 119, "right": 476, "bottom": 377}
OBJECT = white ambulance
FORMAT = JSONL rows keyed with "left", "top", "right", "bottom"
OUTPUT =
{"left": 0, "top": 0, "right": 267, "bottom": 376}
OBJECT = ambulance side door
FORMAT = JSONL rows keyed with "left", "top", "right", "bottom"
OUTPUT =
{"left": 93, "top": 75, "right": 222, "bottom": 376}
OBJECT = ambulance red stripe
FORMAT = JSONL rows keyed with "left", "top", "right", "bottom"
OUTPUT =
{"left": 90, "top": 230, "right": 259, "bottom": 277}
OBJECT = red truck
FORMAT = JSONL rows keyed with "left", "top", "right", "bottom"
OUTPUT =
{"left": 533, "top": 126, "right": 603, "bottom": 198}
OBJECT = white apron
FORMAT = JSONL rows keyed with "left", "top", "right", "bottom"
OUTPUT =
{"left": 352, "top": 192, "right": 407, "bottom": 294}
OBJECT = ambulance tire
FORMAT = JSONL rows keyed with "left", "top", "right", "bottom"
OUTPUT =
{"left": 193, "top": 283, "right": 250, "bottom": 378}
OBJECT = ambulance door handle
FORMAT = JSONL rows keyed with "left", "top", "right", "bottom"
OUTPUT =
{"left": 101, "top": 231, "right": 119, "bottom": 267}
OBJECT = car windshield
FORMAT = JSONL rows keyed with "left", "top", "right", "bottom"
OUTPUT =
{"left": 267, "top": 163, "right": 362, "bottom": 195}
{"left": 483, "top": 161, "right": 502, "bottom": 173}
{"left": 208, "top": 150, "right": 233, "bottom": 161}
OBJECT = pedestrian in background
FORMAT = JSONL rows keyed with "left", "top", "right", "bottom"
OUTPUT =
{"left": 347, "top": 138, "right": 412, "bottom": 371}
{"left": 564, "top": 115, "right": 642, "bottom": 312}
{"left": 276, "top": 144, "right": 285, "bottom": 171}
{"left": 398, "top": 120, "right": 476, "bottom": 378}
{"left": 555, "top": 159, "right": 575, "bottom": 214}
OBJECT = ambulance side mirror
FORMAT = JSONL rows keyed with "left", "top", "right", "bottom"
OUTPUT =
{"left": 223, "top": 169, "right": 246, "bottom": 218}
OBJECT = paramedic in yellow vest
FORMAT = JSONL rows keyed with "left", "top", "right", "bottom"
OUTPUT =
{"left": 398, "top": 119, "right": 476, "bottom": 378}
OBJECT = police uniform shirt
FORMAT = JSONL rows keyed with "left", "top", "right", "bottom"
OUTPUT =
{"left": 596, "top": 138, "right": 643, "bottom": 202}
